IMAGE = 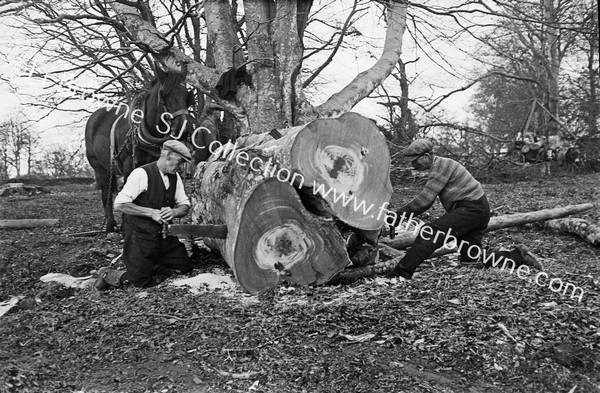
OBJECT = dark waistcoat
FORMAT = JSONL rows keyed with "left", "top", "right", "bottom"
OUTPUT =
{"left": 126, "top": 162, "right": 177, "bottom": 235}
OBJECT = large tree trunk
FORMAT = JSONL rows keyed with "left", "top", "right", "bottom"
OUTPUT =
{"left": 385, "top": 203, "right": 594, "bottom": 250}
{"left": 588, "top": 1, "right": 599, "bottom": 136}
{"left": 193, "top": 112, "right": 392, "bottom": 292}
{"left": 543, "top": 0, "right": 560, "bottom": 139}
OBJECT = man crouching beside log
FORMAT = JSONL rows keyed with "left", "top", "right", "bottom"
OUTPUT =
{"left": 389, "top": 139, "right": 542, "bottom": 280}
{"left": 94, "top": 140, "right": 194, "bottom": 291}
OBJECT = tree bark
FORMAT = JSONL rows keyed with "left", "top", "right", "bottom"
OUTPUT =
{"left": 110, "top": 1, "right": 409, "bottom": 134}
{"left": 243, "top": 0, "right": 282, "bottom": 131}
{"left": 543, "top": 0, "right": 560, "bottom": 139}
{"left": 192, "top": 159, "right": 350, "bottom": 293}
{"left": 588, "top": 0, "right": 599, "bottom": 136}
{"left": 385, "top": 203, "right": 595, "bottom": 250}
{"left": 544, "top": 218, "right": 600, "bottom": 246}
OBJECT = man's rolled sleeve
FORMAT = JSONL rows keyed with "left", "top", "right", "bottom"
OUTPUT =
{"left": 114, "top": 168, "right": 148, "bottom": 204}
{"left": 174, "top": 173, "right": 190, "bottom": 206}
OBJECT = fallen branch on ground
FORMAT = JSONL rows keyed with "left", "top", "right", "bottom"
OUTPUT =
{"left": 0, "top": 219, "right": 60, "bottom": 229}
{"left": 543, "top": 218, "right": 600, "bottom": 247}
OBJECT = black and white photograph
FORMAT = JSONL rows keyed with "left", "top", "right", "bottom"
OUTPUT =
{"left": 0, "top": 1, "right": 599, "bottom": 392}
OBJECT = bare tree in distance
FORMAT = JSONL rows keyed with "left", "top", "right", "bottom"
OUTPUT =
{"left": 453, "top": 1, "right": 596, "bottom": 136}
{"left": 0, "top": 117, "right": 38, "bottom": 178}
{"left": 33, "top": 146, "right": 94, "bottom": 178}
{"left": 383, "top": 0, "right": 598, "bottom": 160}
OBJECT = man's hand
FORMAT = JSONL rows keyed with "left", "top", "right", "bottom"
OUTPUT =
{"left": 151, "top": 209, "right": 168, "bottom": 224}
{"left": 159, "top": 207, "right": 175, "bottom": 222}
{"left": 391, "top": 206, "right": 412, "bottom": 228}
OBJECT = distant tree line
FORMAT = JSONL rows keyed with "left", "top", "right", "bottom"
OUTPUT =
{"left": 0, "top": 118, "right": 93, "bottom": 180}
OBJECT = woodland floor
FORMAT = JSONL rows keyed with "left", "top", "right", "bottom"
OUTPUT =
{"left": 1, "top": 167, "right": 599, "bottom": 393}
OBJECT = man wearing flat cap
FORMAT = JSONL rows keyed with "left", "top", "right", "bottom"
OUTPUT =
{"left": 390, "top": 138, "right": 491, "bottom": 279}
{"left": 94, "top": 139, "right": 194, "bottom": 291}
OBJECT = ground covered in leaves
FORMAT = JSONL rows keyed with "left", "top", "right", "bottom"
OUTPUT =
{"left": 1, "top": 170, "right": 599, "bottom": 393}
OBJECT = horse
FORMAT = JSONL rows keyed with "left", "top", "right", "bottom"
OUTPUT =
{"left": 85, "top": 66, "right": 195, "bottom": 232}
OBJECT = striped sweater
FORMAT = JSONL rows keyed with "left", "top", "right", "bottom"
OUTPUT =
{"left": 404, "top": 156, "right": 484, "bottom": 214}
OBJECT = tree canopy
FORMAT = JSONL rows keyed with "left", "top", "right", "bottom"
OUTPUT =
{"left": 1, "top": 0, "right": 597, "bottom": 142}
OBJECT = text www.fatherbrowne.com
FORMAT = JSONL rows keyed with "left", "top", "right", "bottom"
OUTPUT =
{"left": 207, "top": 139, "right": 585, "bottom": 302}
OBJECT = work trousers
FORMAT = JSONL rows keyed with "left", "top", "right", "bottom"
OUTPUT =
{"left": 122, "top": 227, "right": 192, "bottom": 287}
{"left": 393, "top": 195, "right": 490, "bottom": 279}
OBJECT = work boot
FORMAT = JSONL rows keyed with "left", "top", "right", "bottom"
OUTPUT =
{"left": 388, "top": 264, "right": 412, "bottom": 280}
{"left": 93, "top": 267, "right": 125, "bottom": 292}
{"left": 513, "top": 244, "right": 543, "bottom": 271}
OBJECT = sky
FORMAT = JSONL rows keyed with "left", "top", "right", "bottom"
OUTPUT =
{"left": 0, "top": 1, "right": 480, "bottom": 158}
{"left": 0, "top": 24, "right": 93, "bottom": 151}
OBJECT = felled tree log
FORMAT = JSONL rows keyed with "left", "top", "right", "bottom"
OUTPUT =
{"left": 486, "top": 204, "right": 594, "bottom": 231}
{"left": 235, "top": 112, "right": 392, "bottom": 232}
{"left": 0, "top": 219, "right": 60, "bottom": 229}
{"left": 192, "top": 158, "right": 350, "bottom": 293}
{"left": 385, "top": 203, "right": 594, "bottom": 250}
{"left": 543, "top": 218, "right": 600, "bottom": 246}
{"left": 193, "top": 113, "right": 394, "bottom": 291}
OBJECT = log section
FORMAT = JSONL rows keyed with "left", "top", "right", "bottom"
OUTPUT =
{"left": 235, "top": 112, "right": 392, "bottom": 231}
{"left": 0, "top": 219, "right": 60, "bottom": 229}
{"left": 192, "top": 159, "right": 350, "bottom": 293}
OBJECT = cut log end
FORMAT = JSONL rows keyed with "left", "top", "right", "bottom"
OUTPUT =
{"left": 292, "top": 112, "right": 392, "bottom": 230}
{"left": 254, "top": 222, "right": 313, "bottom": 269}
{"left": 230, "top": 178, "right": 349, "bottom": 293}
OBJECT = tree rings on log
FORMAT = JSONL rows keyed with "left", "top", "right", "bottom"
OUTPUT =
{"left": 193, "top": 159, "right": 349, "bottom": 293}
{"left": 239, "top": 112, "right": 393, "bottom": 231}
{"left": 233, "top": 178, "right": 349, "bottom": 292}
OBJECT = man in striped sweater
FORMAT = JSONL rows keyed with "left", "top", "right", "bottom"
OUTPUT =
{"left": 392, "top": 139, "right": 542, "bottom": 279}
{"left": 390, "top": 139, "right": 539, "bottom": 279}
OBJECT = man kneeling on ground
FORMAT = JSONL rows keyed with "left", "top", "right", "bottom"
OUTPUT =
{"left": 389, "top": 139, "right": 542, "bottom": 280}
{"left": 94, "top": 140, "right": 193, "bottom": 291}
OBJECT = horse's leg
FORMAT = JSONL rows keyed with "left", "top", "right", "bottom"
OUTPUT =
{"left": 97, "top": 169, "right": 117, "bottom": 233}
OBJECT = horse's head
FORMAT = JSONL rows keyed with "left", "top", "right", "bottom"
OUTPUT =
{"left": 148, "top": 66, "right": 195, "bottom": 142}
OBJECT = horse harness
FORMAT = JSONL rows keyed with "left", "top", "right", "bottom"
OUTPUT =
{"left": 109, "top": 87, "right": 190, "bottom": 180}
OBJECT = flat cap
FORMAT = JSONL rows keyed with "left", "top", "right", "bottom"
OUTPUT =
{"left": 402, "top": 139, "right": 433, "bottom": 158}
{"left": 163, "top": 139, "right": 192, "bottom": 163}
